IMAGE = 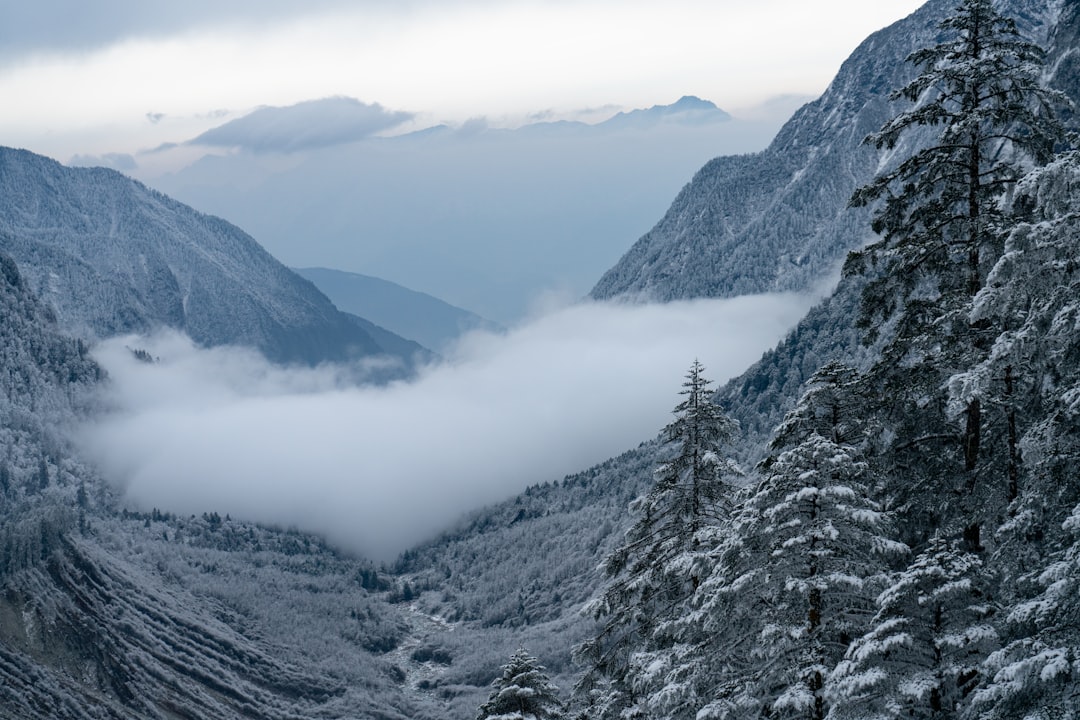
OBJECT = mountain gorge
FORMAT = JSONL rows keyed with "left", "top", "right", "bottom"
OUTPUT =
{"left": 2, "top": 0, "right": 1080, "bottom": 718}
{"left": 148, "top": 96, "right": 767, "bottom": 323}
{"left": 0, "top": 251, "right": 440, "bottom": 718}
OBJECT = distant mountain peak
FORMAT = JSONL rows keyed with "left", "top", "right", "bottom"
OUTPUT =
{"left": 670, "top": 95, "right": 720, "bottom": 111}
{"left": 295, "top": 267, "right": 501, "bottom": 353}
{"left": 599, "top": 96, "right": 732, "bottom": 129}
{"left": 189, "top": 97, "right": 415, "bottom": 153}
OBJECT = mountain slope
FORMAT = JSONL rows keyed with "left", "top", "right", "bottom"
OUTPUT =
{"left": 0, "top": 251, "right": 443, "bottom": 720}
{"left": 590, "top": 0, "right": 1061, "bottom": 303}
{"left": 296, "top": 267, "right": 501, "bottom": 353}
{"left": 388, "top": 1, "right": 1080, "bottom": 713}
{"left": 0, "top": 147, "right": 416, "bottom": 366}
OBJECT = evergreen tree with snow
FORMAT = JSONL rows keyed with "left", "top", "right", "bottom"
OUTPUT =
{"left": 631, "top": 365, "right": 903, "bottom": 720}
{"left": 976, "top": 505, "right": 1080, "bottom": 719}
{"left": 477, "top": 648, "right": 565, "bottom": 720}
{"left": 849, "top": 0, "right": 1064, "bottom": 302}
{"left": 767, "top": 362, "right": 865, "bottom": 448}
{"left": 828, "top": 534, "right": 998, "bottom": 719}
{"left": 950, "top": 148, "right": 1080, "bottom": 555}
{"left": 651, "top": 359, "right": 741, "bottom": 547}
{"left": 827, "top": 4, "right": 1072, "bottom": 714}
{"left": 574, "top": 360, "right": 740, "bottom": 719}
{"left": 959, "top": 150, "right": 1080, "bottom": 720}
{"left": 732, "top": 366, "right": 905, "bottom": 720}
{"left": 846, "top": 0, "right": 1067, "bottom": 551}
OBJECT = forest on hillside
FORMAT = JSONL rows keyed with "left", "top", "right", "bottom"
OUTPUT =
{"left": 511, "top": 2, "right": 1080, "bottom": 719}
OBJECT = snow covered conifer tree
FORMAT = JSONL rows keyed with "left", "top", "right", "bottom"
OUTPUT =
{"left": 477, "top": 648, "right": 565, "bottom": 720}
{"left": 730, "top": 365, "right": 905, "bottom": 720}
{"left": 846, "top": 0, "right": 1067, "bottom": 550}
{"left": 828, "top": 534, "right": 998, "bottom": 719}
{"left": 650, "top": 359, "right": 741, "bottom": 547}
{"left": 574, "top": 360, "right": 740, "bottom": 719}
{"left": 976, "top": 504, "right": 1080, "bottom": 719}
{"left": 949, "top": 148, "right": 1080, "bottom": 552}
{"left": 957, "top": 150, "right": 1080, "bottom": 720}
{"left": 639, "top": 365, "right": 902, "bottom": 720}
{"left": 766, "top": 362, "right": 863, "bottom": 449}
{"left": 849, "top": 0, "right": 1065, "bottom": 303}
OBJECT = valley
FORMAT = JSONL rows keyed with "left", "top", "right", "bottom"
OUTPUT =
{"left": 1, "top": 0, "right": 1079, "bottom": 718}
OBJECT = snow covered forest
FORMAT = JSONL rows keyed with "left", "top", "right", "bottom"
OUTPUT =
{"left": 3, "top": 0, "right": 1080, "bottom": 719}
{"left": 566, "top": 2, "right": 1080, "bottom": 719}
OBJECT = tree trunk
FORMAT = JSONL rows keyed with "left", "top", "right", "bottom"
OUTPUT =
{"left": 1004, "top": 365, "right": 1020, "bottom": 504}
{"left": 964, "top": 398, "right": 981, "bottom": 472}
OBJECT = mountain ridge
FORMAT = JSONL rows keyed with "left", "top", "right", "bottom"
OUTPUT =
{"left": 590, "top": 0, "right": 1062, "bottom": 303}
{"left": 296, "top": 266, "right": 501, "bottom": 353}
{"left": 0, "top": 146, "right": 421, "bottom": 367}
{"left": 147, "top": 95, "right": 775, "bottom": 324}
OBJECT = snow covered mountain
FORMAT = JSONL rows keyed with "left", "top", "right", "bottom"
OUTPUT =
{"left": 390, "top": 0, "right": 1080, "bottom": 711}
{"left": 295, "top": 267, "right": 501, "bottom": 353}
{"left": 590, "top": 0, "right": 1061, "bottom": 302}
{"left": 0, "top": 147, "right": 424, "bottom": 367}
{"left": 3, "top": 0, "right": 1079, "bottom": 718}
{"left": 592, "top": 95, "right": 731, "bottom": 130}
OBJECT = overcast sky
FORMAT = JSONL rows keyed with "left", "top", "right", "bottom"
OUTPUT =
{"left": 0, "top": 0, "right": 925, "bottom": 161}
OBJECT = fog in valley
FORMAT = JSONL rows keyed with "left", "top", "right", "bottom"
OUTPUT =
{"left": 80, "top": 292, "right": 814, "bottom": 559}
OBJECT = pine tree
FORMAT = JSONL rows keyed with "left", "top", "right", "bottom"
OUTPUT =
{"left": 653, "top": 360, "right": 742, "bottom": 546}
{"left": 960, "top": 150, "right": 1080, "bottom": 720}
{"left": 952, "top": 149, "right": 1080, "bottom": 552}
{"left": 635, "top": 366, "right": 904, "bottom": 720}
{"left": 845, "top": 0, "right": 1067, "bottom": 550}
{"left": 849, "top": 0, "right": 1065, "bottom": 304}
{"left": 766, "top": 363, "right": 865, "bottom": 449}
{"left": 734, "top": 367, "right": 905, "bottom": 720}
{"left": 574, "top": 361, "right": 739, "bottom": 719}
{"left": 828, "top": 535, "right": 998, "bottom": 719}
{"left": 477, "top": 648, "right": 565, "bottom": 720}
{"left": 975, "top": 505, "right": 1080, "bottom": 719}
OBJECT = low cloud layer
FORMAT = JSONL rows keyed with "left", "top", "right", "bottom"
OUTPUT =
{"left": 189, "top": 97, "right": 414, "bottom": 153}
{"left": 69, "top": 152, "right": 138, "bottom": 171}
{"left": 80, "top": 295, "right": 811, "bottom": 560}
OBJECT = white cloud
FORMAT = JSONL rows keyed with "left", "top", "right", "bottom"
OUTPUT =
{"left": 69, "top": 152, "right": 138, "bottom": 171}
{"left": 79, "top": 294, "right": 812, "bottom": 560}
{"left": 189, "top": 97, "right": 414, "bottom": 152}
{"left": 0, "top": 0, "right": 926, "bottom": 161}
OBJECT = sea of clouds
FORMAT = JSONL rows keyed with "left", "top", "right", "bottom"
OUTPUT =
{"left": 80, "top": 293, "right": 813, "bottom": 560}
